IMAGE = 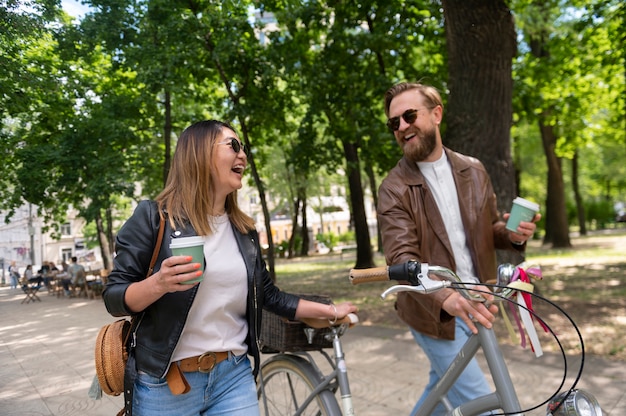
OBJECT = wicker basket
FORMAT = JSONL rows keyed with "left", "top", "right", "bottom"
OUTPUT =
{"left": 260, "top": 294, "right": 333, "bottom": 352}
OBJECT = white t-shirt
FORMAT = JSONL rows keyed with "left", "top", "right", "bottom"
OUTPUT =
{"left": 171, "top": 214, "right": 248, "bottom": 361}
{"left": 417, "top": 152, "right": 478, "bottom": 283}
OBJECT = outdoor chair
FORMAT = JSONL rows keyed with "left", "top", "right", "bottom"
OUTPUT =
{"left": 73, "top": 277, "right": 89, "bottom": 298}
{"left": 21, "top": 278, "right": 42, "bottom": 304}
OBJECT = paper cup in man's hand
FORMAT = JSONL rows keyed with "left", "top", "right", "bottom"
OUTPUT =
{"left": 506, "top": 197, "right": 540, "bottom": 232}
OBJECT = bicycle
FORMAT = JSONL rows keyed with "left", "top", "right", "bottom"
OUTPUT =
{"left": 257, "top": 261, "right": 603, "bottom": 416}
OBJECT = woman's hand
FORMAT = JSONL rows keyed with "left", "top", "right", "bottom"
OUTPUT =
{"left": 295, "top": 299, "right": 359, "bottom": 322}
{"left": 334, "top": 301, "right": 359, "bottom": 321}
{"left": 124, "top": 255, "right": 202, "bottom": 313}
{"left": 153, "top": 255, "right": 203, "bottom": 293}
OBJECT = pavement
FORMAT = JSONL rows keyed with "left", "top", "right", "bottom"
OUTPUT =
{"left": 1, "top": 285, "right": 624, "bottom": 416}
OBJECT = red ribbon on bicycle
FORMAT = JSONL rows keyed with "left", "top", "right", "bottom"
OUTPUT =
{"left": 503, "top": 264, "right": 547, "bottom": 356}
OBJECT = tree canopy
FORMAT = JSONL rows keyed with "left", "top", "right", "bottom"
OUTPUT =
{"left": 1, "top": 0, "right": 624, "bottom": 269}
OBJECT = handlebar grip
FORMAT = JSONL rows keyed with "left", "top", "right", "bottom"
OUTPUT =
{"left": 349, "top": 266, "right": 390, "bottom": 285}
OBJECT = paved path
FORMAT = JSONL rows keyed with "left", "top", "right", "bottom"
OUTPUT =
{"left": 1, "top": 285, "right": 624, "bottom": 415}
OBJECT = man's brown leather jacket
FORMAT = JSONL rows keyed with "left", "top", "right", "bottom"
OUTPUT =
{"left": 378, "top": 148, "right": 524, "bottom": 340}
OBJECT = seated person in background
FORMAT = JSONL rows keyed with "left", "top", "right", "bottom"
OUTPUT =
{"left": 25, "top": 265, "right": 42, "bottom": 284}
{"left": 62, "top": 256, "right": 86, "bottom": 296}
{"left": 47, "top": 261, "right": 59, "bottom": 292}
{"left": 21, "top": 265, "right": 43, "bottom": 292}
{"left": 39, "top": 261, "right": 52, "bottom": 291}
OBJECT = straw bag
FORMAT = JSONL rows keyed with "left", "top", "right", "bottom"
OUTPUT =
{"left": 95, "top": 318, "right": 132, "bottom": 395}
{"left": 94, "top": 212, "right": 164, "bottom": 396}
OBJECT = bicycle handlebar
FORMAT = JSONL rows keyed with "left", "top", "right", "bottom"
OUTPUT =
{"left": 350, "top": 260, "right": 485, "bottom": 301}
{"left": 299, "top": 313, "right": 359, "bottom": 329}
{"left": 349, "top": 261, "right": 423, "bottom": 285}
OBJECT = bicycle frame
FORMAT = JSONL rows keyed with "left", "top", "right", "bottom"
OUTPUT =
{"left": 350, "top": 261, "right": 526, "bottom": 416}
{"left": 414, "top": 324, "right": 522, "bottom": 416}
{"left": 258, "top": 323, "right": 355, "bottom": 416}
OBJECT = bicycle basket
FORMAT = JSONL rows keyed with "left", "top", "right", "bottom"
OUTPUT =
{"left": 260, "top": 294, "right": 334, "bottom": 353}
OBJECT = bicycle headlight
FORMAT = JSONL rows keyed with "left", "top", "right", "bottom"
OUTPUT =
{"left": 546, "top": 389, "right": 603, "bottom": 416}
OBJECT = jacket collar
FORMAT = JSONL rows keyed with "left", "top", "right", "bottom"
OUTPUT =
{"left": 395, "top": 147, "right": 477, "bottom": 259}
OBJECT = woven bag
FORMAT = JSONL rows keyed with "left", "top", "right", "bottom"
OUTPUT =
{"left": 95, "top": 319, "right": 131, "bottom": 395}
{"left": 93, "top": 211, "right": 164, "bottom": 397}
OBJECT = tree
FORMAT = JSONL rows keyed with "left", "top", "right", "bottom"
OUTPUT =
{"left": 263, "top": 1, "right": 446, "bottom": 268}
{"left": 442, "top": 0, "right": 518, "bottom": 225}
{"left": 513, "top": 0, "right": 625, "bottom": 245}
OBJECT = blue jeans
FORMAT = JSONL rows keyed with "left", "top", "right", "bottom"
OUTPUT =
{"left": 410, "top": 319, "right": 492, "bottom": 416}
{"left": 133, "top": 353, "right": 259, "bottom": 416}
{"left": 10, "top": 274, "right": 19, "bottom": 289}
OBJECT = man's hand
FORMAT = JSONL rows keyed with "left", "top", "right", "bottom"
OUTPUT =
{"left": 503, "top": 212, "right": 542, "bottom": 245}
{"left": 442, "top": 288, "right": 499, "bottom": 334}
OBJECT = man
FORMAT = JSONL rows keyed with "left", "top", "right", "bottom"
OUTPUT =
{"left": 378, "top": 82, "right": 540, "bottom": 415}
{"left": 63, "top": 256, "right": 86, "bottom": 296}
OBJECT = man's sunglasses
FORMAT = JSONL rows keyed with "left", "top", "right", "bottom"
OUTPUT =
{"left": 218, "top": 138, "right": 249, "bottom": 156}
{"left": 386, "top": 107, "right": 432, "bottom": 131}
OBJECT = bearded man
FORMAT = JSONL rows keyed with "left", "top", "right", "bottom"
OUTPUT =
{"left": 378, "top": 82, "right": 540, "bottom": 415}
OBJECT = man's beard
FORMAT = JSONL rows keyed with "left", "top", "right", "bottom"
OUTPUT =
{"left": 402, "top": 126, "right": 437, "bottom": 163}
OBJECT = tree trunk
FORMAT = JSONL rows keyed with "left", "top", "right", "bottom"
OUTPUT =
{"left": 539, "top": 118, "right": 572, "bottom": 247}
{"left": 288, "top": 196, "right": 300, "bottom": 259}
{"left": 342, "top": 140, "right": 374, "bottom": 269}
{"left": 163, "top": 89, "right": 172, "bottom": 186}
{"left": 572, "top": 151, "right": 587, "bottom": 236}
{"left": 299, "top": 186, "right": 309, "bottom": 257}
{"left": 95, "top": 211, "right": 112, "bottom": 271}
{"left": 239, "top": 122, "right": 276, "bottom": 281}
{"left": 364, "top": 163, "right": 382, "bottom": 253}
{"left": 105, "top": 207, "right": 114, "bottom": 267}
{"left": 442, "top": 0, "right": 521, "bottom": 263}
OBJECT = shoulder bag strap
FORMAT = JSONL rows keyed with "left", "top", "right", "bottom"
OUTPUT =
{"left": 147, "top": 210, "right": 165, "bottom": 277}
{"left": 126, "top": 210, "right": 165, "bottom": 336}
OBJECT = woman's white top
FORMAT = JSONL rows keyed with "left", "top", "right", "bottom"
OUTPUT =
{"left": 171, "top": 214, "right": 248, "bottom": 361}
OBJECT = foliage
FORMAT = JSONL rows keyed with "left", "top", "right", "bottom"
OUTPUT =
{"left": 1, "top": 0, "right": 625, "bottom": 261}
{"left": 511, "top": 0, "right": 625, "bottom": 244}
{"left": 315, "top": 232, "right": 339, "bottom": 250}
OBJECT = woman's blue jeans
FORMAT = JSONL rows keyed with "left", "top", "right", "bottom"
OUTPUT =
{"left": 133, "top": 353, "right": 259, "bottom": 416}
{"left": 410, "top": 318, "right": 493, "bottom": 416}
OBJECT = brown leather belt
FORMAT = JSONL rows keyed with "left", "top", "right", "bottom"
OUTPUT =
{"left": 166, "top": 351, "right": 230, "bottom": 395}
{"left": 178, "top": 351, "right": 229, "bottom": 373}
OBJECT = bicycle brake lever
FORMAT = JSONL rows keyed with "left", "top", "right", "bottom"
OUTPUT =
{"left": 381, "top": 280, "right": 451, "bottom": 299}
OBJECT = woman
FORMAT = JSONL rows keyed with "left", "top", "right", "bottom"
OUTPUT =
{"left": 9, "top": 261, "right": 19, "bottom": 289}
{"left": 103, "top": 120, "right": 357, "bottom": 416}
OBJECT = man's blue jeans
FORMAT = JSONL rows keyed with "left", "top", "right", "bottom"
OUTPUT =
{"left": 410, "top": 318, "right": 492, "bottom": 416}
{"left": 133, "top": 353, "right": 259, "bottom": 416}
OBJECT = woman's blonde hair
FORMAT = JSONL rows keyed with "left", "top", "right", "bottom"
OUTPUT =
{"left": 155, "top": 120, "right": 255, "bottom": 235}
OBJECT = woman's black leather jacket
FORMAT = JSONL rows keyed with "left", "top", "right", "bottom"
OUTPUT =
{"left": 103, "top": 200, "right": 300, "bottom": 414}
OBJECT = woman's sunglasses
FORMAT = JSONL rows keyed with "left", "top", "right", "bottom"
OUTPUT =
{"left": 218, "top": 138, "right": 249, "bottom": 156}
{"left": 386, "top": 107, "right": 432, "bottom": 131}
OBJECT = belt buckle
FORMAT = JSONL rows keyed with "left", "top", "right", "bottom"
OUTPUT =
{"left": 197, "top": 352, "right": 217, "bottom": 373}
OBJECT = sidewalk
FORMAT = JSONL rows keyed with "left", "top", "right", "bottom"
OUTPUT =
{"left": 1, "top": 285, "right": 624, "bottom": 415}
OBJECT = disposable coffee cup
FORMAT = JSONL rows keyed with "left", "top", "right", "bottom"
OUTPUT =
{"left": 506, "top": 197, "right": 540, "bottom": 232}
{"left": 169, "top": 236, "right": 205, "bottom": 284}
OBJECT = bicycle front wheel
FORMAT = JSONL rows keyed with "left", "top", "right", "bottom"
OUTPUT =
{"left": 258, "top": 354, "right": 341, "bottom": 416}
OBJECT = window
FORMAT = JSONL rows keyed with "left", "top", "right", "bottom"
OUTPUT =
{"left": 60, "top": 223, "right": 71, "bottom": 236}
{"left": 61, "top": 249, "right": 72, "bottom": 263}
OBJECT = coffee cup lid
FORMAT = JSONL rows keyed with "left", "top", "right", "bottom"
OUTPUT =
{"left": 169, "top": 236, "right": 205, "bottom": 248}
{"left": 513, "top": 197, "right": 540, "bottom": 212}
